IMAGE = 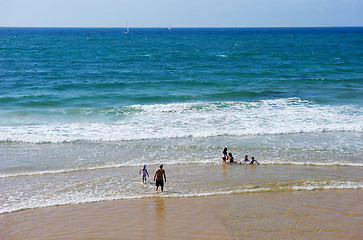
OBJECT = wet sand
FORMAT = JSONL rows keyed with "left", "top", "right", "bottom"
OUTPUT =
{"left": 1, "top": 189, "right": 362, "bottom": 240}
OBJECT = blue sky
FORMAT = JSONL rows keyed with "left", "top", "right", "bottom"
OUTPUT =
{"left": 1, "top": 0, "right": 363, "bottom": 27}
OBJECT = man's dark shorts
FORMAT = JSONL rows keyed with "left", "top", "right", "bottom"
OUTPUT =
{"left": 156, "top": 180, "right": 164, "bottom": 187}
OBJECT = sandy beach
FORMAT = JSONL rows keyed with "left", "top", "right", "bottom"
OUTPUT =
{"left": 1, "top": 189, "right": 362, "bottom": 240}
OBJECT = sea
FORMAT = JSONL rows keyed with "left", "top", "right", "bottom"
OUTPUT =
{"left": 0, "top": 27, "right": 362, "bottom": 214}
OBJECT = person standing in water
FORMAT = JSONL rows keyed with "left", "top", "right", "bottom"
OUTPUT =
{"left": 154, "top": 164, "right": 166, "bottom": 192}
{"left": 222, "top": 147, "right": 228, "bottom": 163}
{"left": 139, "top": 164, "right": 149, "bottom": 183}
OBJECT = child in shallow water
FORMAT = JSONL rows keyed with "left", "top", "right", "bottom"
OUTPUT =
{"left": 139, "top": 164, "right": 149, "bottom": 183}
{"left": 228, "top": 152, "right": 236, "bottom": 163}
{"left": 240, "top": 155, "right": 249, "bottom": 164}
{"left": 249, "top": 157, "right": 260, "bottom": 165}
{"left": 222, "top": 147, "right": 228, "bottom": 163}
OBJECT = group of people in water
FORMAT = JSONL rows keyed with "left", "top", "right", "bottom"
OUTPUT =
{"left": 138, "top": 147, "right": 259, "bottom": 193}
{"left": 222, "top": 147, "right": 260, "bottom": 165}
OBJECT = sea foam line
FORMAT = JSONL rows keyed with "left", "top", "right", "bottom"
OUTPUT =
{"left": 261, "top": 161, "right": 363, "bottom": 167}
{"left": 0, "top": 161, "right": 213, "bottom": 179}
{"left": 0, "top": 164, "right": 126, "bottom": 179}
{"left": 1, "top": 181, "right": 362, "bottom": 214}
{"left": 1, "top": 160, "right": 362, "bottom": 179}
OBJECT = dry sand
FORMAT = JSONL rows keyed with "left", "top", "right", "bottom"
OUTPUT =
{"left": 1, "top": 189, "right": 362, "bottom": 240}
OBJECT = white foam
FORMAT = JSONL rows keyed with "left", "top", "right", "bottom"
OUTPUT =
{"left": 1, "top": 98, "right": 362, "bottom": 143}
{"left": 2, "top": 159, "right": 362, "bottom": 180}
{"left": 0, "top": 164, "right": 125, "bottom": 179}
{"left": 261, "top": 160, "right": 363, "bottom": 167}
{"left": 289, "top": 181, "right": 363, "bottom": 191}
{"left": 1, "top": 181, "right": 361, "bottom": 214}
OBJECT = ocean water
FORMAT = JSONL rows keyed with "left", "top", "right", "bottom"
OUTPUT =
{"left": 0, "top": 27, "right": 362, "bottom": 213}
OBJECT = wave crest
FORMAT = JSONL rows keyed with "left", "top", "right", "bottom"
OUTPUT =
{"left": 1, "top": 98, "right": 362, "bottom": 143}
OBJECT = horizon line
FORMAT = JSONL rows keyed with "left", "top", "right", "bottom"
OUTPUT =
{"left": 1, "top": 25, "right": 363, "bottom": 28}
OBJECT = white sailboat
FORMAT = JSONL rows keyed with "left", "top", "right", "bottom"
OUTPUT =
{"left": 124, "top": 22, "right": 129, "bottom": 34}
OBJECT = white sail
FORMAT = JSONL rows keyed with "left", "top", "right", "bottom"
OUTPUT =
{"left": 124, "top": 22, "right": 129, "bottom": 34}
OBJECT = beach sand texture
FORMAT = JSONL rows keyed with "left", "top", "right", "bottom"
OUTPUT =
{"left": 1, "top": 189, "right": 362, "bottom": 240}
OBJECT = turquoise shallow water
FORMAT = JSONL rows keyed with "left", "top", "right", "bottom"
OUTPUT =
{"left": 0, "top": 27, "right": 362, "bottom": 213}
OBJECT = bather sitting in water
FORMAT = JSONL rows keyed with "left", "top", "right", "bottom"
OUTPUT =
{"left": 249, "top": 157, "right": 260, "bottom": 165}
{"left": 228, "top": 152, "right": 236, "bottom": 163}
{"left": 240, "top": 155, "right": 249, "bottom": 164}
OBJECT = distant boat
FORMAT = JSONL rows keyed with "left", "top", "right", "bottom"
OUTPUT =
{"left": 168, "top": 25, "right": 171, "bottom": 31}
{"left": 124, "top": 22, "right": 129, "bottom": 34}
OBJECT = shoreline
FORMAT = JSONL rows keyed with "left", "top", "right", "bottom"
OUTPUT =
{"left": 1, "top": 189, "right": 362, "bottom": 239}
